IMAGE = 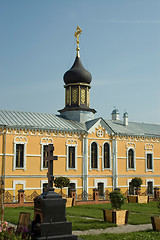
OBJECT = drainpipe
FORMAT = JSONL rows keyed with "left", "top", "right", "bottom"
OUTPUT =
{"left": 112, "top": 135, "right": 117, "bottom": 190}
{"left": 82, "top": 134, "right": 88, "bottom": 200}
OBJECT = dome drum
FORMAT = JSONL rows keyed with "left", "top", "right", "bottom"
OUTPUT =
{"left": 65, "top": 84, "right": 90, "bottom": 108}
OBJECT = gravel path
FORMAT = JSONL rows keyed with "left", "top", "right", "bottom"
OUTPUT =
{"left": 73, "top": 224, "right": 152, "bottom": 236}
{"left": 3, "top": 221, "right": 153, "bottom": 236}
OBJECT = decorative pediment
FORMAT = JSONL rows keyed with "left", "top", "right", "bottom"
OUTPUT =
{"left": 145, "top": 143, "right": 153, "bottom": 150}
{"left": 14, "top": 136, "right": 28, "bottom": 144}
{"left": 87, "top": 118, "right": 113, "bottom": 137}
{"left": 40, "top": 137, "right": 53, "bottom": 145}
{"left": 126, "top": 142, "right": 136, "bottom": 149}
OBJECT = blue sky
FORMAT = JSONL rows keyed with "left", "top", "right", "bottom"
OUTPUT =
{"left": 0, "top": 0, "right": 160, "bottom": 123}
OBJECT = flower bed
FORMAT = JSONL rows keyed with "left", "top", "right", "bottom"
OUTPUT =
{"left": 0, "top": 221, "right": 31, "bottom": 240}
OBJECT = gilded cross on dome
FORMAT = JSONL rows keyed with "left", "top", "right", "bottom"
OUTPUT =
{"left": 74, "top": 26, "right": 82, "bottom": 56}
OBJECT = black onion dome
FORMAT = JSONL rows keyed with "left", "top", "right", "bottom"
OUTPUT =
{"left": 64, "top": 56, "right": 92, "bottom": 84}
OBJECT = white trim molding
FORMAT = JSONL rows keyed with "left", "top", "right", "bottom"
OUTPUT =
{"left": 126, "top": 144, "right": 136, "bottom": 171}
{"left": 13, "top": 180, "right": 26, "bottom": 201}
{"left": 82, "top": 136, "right": 88, "bottom": 197}
{"left": 67, "top": 179, "right": 77, "bottom": 197}
{"left": 40, "top": 137, "right": 53, "bottom": 171}
{"left": 94, "top": 178, "right": 107, "bottom": 189}
{"left": 102, "top": 141, "right": 111, "bottom": 171}
{"left": 41, "top": 180, "right": 48, "bottom": 193}
{"left": 89, "top": 141, "right": 99, "bottom": 171}
{"left": 13, "top": 136, "right": 27, "bottom": 171}
{"left": 94, "top": 178, "right": 107, "bottom": 199}
{"left": 66, "top": 139, "right": 78, "bottom": 171}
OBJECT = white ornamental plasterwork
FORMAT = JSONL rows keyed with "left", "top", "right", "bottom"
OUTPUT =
{"left": 126, "top": 142, "right": 136, "bottom": 149}
{"left": 96, "top": 129, "right": 104, "bottom": 138}
{"left": 14, "top": 136, "right": 28, "bottom": 144}
{"left": 68, "top": 133, "right": 74, "bottom": 138}
{"left": 60, "top": 132, "right": 66, "bottom": 137}
{"left": 46, "top": 132, "right": 51, "bottom": 136}
{"left": 145, "top": 143, "right": 153, "bottom": 150}
{"left": 66, "top": 139, "right": 77, "bottom": 146}
{"left": 53, "top": 132, "right": 58, "bottom": 136}
{"left": 15, "top": 130, "right": 21, "bottom": 134}
{"left": 40, "top": 137, "right": 53, "bottom": 145}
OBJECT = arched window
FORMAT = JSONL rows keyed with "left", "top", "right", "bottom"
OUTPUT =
{"left": 104, "top": 143, "right": 110, "bottom": 169}
{"left": 91, "top": 142, "right": 98, "bottom": 169}
{"left": 128, "top": 149, "right": 134, "bottom": 169}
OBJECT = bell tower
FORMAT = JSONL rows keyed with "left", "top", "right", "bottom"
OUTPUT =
{"left": 59, "top": 26, "right": 96, "bottom": 123}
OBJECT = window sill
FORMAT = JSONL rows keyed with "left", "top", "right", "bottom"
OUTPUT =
{"left": 15, "top": 167, "right": 25, "bottom": 170}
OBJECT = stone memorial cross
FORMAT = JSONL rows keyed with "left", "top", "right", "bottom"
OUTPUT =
{"left": 44, "top": 144, "right": 58, "bottom": 188}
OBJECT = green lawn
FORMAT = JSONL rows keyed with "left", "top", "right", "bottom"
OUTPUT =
{"left": 4, "top": 206, "right": 34, "bottom": 225}
{"left": 4, "top": 201, "right": 159, "bottom": 231}
{"left": 79, "top": 231, "right": 160, "bottom": 240}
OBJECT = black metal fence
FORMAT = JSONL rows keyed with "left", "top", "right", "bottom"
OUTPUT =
{"left": 3, "top": 190, "right": 39, "bottom": 203}
{"left": 2, "top": 188, "right": 150, "bottom": 204}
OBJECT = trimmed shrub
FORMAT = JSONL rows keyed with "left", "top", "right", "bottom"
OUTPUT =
{"left": 54, "top": 177, "right": 70, "bottom": 195}
{"left": 109, "top": 190, "right": 126, "bottom": 210}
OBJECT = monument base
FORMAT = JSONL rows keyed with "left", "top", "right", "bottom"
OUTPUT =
{"left": 32, "top": 189, "right": 78, "bottom": 240}
{"left": 33, "top": 235, "right": 77, "bottom": 240}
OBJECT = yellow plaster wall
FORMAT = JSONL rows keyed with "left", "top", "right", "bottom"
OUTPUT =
{"left": 2, "top": 126, "right": 160, "bottom": 198}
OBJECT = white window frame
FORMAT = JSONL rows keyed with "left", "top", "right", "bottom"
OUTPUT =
{"left": 126, "top": 147, "right": 136, "bottom": 171}
{"left": 13, "top": 137, "right": 27, "bottom": 171}
{"left": 40, "top": 138, "right": 53, "bottom": 171}
{"left": 67, "top": 179, "right": 77, "bottom": 197}
{"left": 89, "top": 141, "right": 99, "bottom": 171}
{"left": 127, "top": 179, "right": 135, "bottom": 195}
{"left": 94, "top": 179, "right": 107, "bottom": 200}
{"left": 145, "top": 151, "right": 154, "bottom": 172}
{"left": 41, "top": 180, "right": 48, "bottom": 193}
{"left": 66, "top": 139, "right": 77, "bottom": 171}
{"left": 102, "top": 141, "right": 111, "bottom": 171}
{"left": 13, "top": 180, "right": 26, "bottom": 202}
{"left": 146, "top": 179, "right": 154, "bottom": 196}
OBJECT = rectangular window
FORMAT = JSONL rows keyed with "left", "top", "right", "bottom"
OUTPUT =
{"left": 98, "top": 182, "right": 104, "bottom": 199}
{"left": 43, "top": 183, "right": 48, "bottom": 193}
{"left": 129, "top": 182, "right": 134, "bottom": 195}
{"left": 68, "top": 183, "right": 76, "bottom": 197}
{"left": 16, "top": 144, "right": 24, "bottom": 168}
{"left": 43, "top": 145, "right": 48, "bottom": 168}
{"left": 68, "top": 146, "right": 75, "bottom": 168}
{"left": 147, "top": 181, "right": 153, "bottom": 195}
{"left": 147, "top": 153, "right": 153, "bottom": 170}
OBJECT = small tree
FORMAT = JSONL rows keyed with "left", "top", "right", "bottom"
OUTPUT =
{"left": 54, "top": 177, "right": 70, "bottom": 196}
{"left": 130, "top": 177, "right": 143, "bottom": 195}
{"left": 109, "top": 190, "right": 126, "bottom": 210}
